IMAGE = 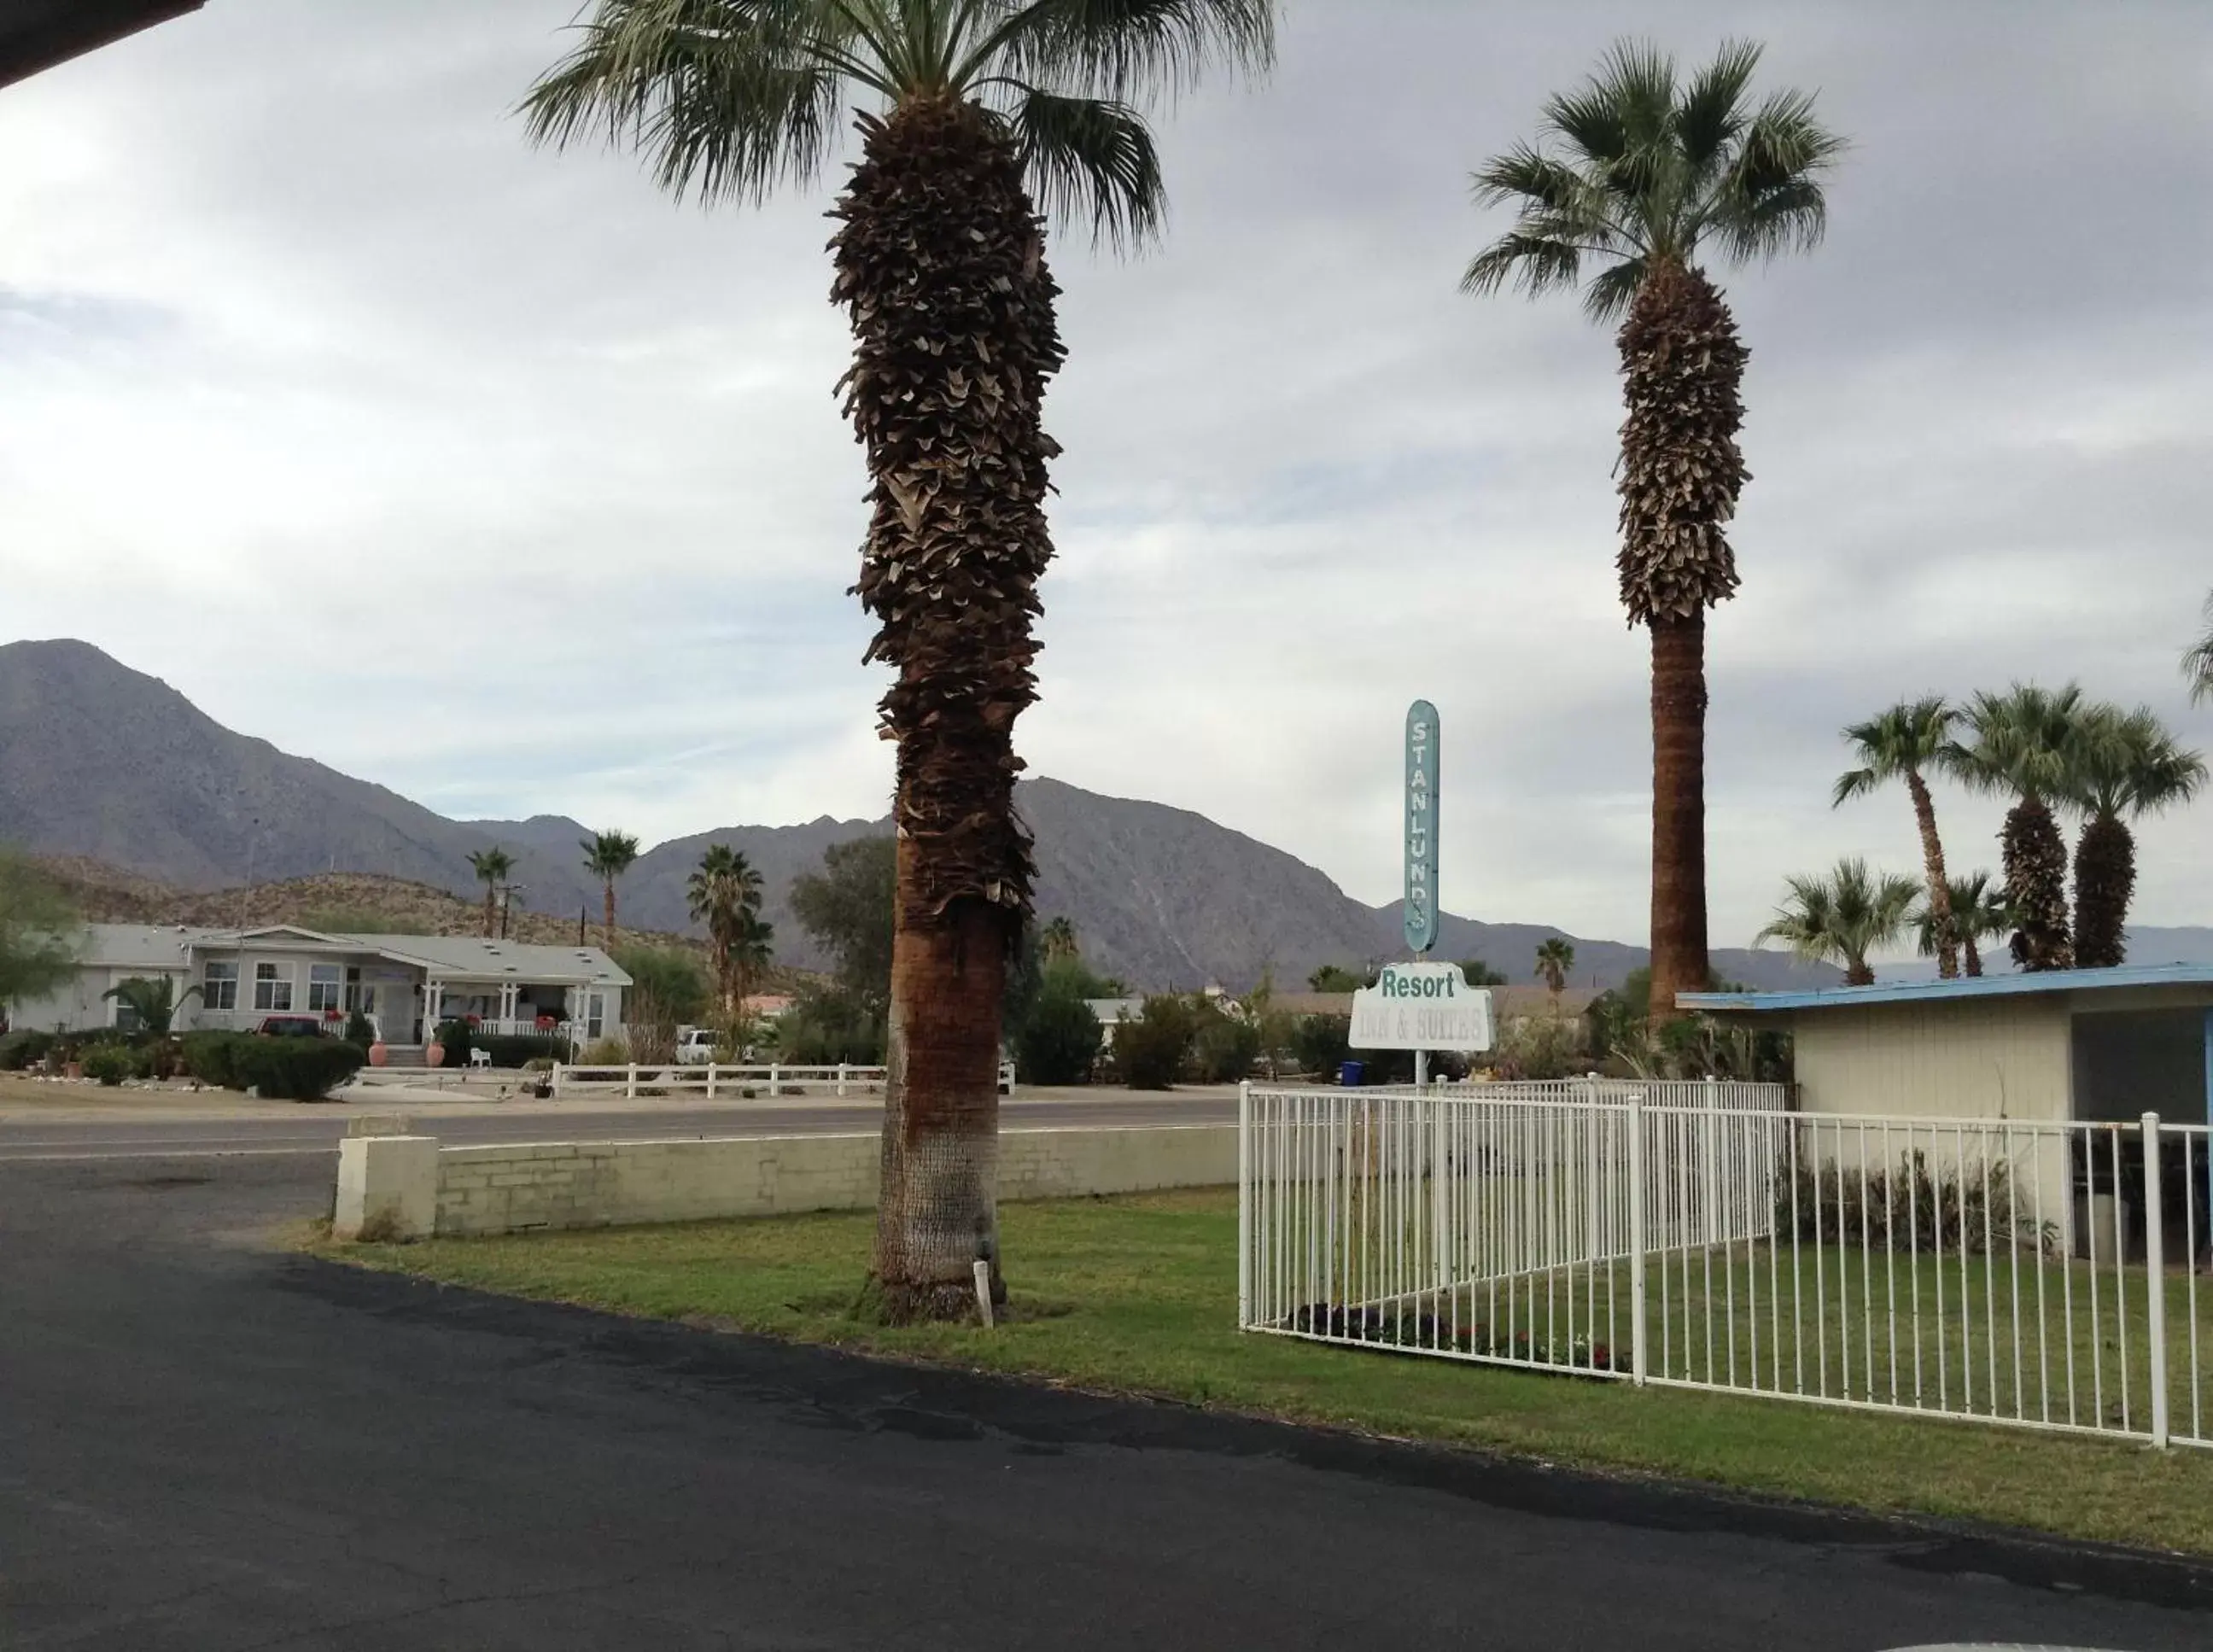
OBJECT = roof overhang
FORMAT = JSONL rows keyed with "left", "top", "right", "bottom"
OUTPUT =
{"left": 0, "top": 0, "right": 204, "bottom": 90}
{"left": 1682, "top": 963, "right": 2213, "bottom": 1016}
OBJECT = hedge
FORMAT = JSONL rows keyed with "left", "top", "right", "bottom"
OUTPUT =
{"left": 181, "top": 1032, "right": 365, "bottom": 1100}
{"left": 0, "top": 1030, "right": 56, "bottom": 1071}
{"left": 476, "top": 1033, "right": 569, "bottom": 1068}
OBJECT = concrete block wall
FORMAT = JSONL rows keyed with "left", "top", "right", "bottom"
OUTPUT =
{"left": 428, "top": 1125, "right": 1235, "bottom": 1238}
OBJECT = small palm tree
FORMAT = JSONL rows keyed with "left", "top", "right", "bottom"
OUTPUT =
{"left": 2064, "top": 705, "right": 2206, "bottom": 967}
{"left": 466, "top": 848, "right": 514, "bottom": 938}
{"left": 1914, "top": 871, "right": 2012, "bottom": 979}
{"left": 581, "top": 830, "right": 641, "bottom": 951}
{"left": 1533, "top": 937, "right": 1575, "bottom": 999}
{"left": 1941, "top": 684, "right": 2086, "bottom": 972}
{"left": 732, "top": 909, "right": 776, "bottom": 1014}
{"left": 525, "top": 0, "right": 1275, "bottom": 1325}
{"left": 1465, "top": 39, "right": 1844, "bottom": 1026}
{"left": 1041, "top": 915, "right": 1078, "bottom": 962}
{"left": 1834, "top": 697, "right": 1962, "bottom": 978}
{"left": 1755, "top": 858, "right": 1918, "bottom": 987}
{"left": 2186, "top": 590, "right": 2213, "bottom": 706}
{"left": 688, "top": 845, "right": 765, "bottom": 1013}
{"left": 102, "top": 975, "right": 200, "bottom": 1036}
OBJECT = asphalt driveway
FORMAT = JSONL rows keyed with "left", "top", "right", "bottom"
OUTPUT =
{"left": 3, "top": 1153, "right": 2211, "bottom": 1649}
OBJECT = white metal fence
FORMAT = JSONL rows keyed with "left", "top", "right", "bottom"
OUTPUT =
{"left": 550, "top": 1060, "right": 1017, "bottom": 1100}
{"left": 1239, "top": 1082, "right": 2213, "bottom": 1450}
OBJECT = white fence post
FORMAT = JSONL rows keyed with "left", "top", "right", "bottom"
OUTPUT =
{"left": 551, "top": 1063, "right": 567, "bottom": 1100}
{"left": 624, "top": 1062, "right": 638, "bottom": 1100}
{"left": 2144, "top": 1111, "right": 2170, "bottom": 1451}
{"left": 1237, "top": 1079, "right": 1252, "bottom": 1328}
{"left": 769, "top": 1062, "right": 782, "bottom": 1099}
{"left": 837, "top": 1062, "right": 849, "bottom": 1098}
{"left": 1628, "top": 1095, "right": 1648, "bottom": 1386}
{"left": 705, "top": 1062, "right": 718, "bottom": 1100}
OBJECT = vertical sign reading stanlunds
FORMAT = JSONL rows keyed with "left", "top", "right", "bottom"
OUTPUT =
{"left": 1404, "top": 699, "right": 1439, "bottom": 954}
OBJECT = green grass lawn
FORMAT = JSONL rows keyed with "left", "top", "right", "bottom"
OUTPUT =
{"left": 318, "top": 1188, "right": 2213, "bottom": 1556}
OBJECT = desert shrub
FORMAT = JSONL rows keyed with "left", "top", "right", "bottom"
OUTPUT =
{"left": 1191, "top": 1013, "right": 1261, "bottom": 1084}
{"left": 1291, "top": 1014, "right": 1351, "bottom": 1078}
{"left": 0, "top": 1030, "right": 55, "bottom": 1070}
{"left": 181, "top": 1030, "right": 245, "bottom": 1088}
{"left": 476, "top": 1033, "right": 567, "bottom": 1068}
{"left": 344, "top": 1009, "right": 377, "bottom": 1047}
{"left": 1491, "top": 1014, "right": 1586, "bottom": 1081}
{"left": 1115, "top": 996, "right": 1197, "bottom": 1090}
{"left": 80, "top": 1042, "right": 139, "bottom": 1086}
{"left": 1776, "top": 1151, "right": 2057, "bottom": 1258}
{"left": 1015, "top": 989, "right": 1100, "bottom": 1086}
{"left": 230, "top": 1038, "right": 365, "bottom": 1101}
{"left": 578, "top": 1035, "right": 630, "bottom": 1065}
{"left": 431, "top": 1019, "right": 474, "bottom": 1068}
{"left": 775, "top": 985, "right": 885, "bottom": 1066}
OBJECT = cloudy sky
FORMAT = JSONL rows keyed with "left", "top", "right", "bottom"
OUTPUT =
{"left": 3, "top": 0, "right": 2209, "bottom": 951}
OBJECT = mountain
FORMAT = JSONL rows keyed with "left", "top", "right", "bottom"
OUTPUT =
{"left": 1, "top": 637, "right": 1835, "bottom": 991}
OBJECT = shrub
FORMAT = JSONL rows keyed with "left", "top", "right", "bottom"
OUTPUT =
{"left": 1291, "top": 1014, "right": 1351, "bottom": 1078}
{"left": 1015, "top": 989, "right": 1100, "bottom": 1086}
{"left": 432, "top": 1019, "right": 474, "bottom": 1069}
{"left": 80, "top": 1043, "right": 139, "bottom": 1086}
{"left": 578, "top": 1036, "right": 629, "bottom": 1065}
{"left": 1191, "top": 1013, "right": 1261, "bottom": 1084}
{"left": 181, "top": 1030, "right": 245, "bottom": 1088}
{"left": 345, "top": 1010, "right": 377, "bottom": 1046}
{"left": 477, "top": 1033, "right": 567, "bottom": 1068}
{"left": 775, "top": 985, "right": 885, "bottom": 1066}
{"left": 0, "top": 1030, "right": 55, "bottom": 1071}
{"left": 1115, "top": 996, "right": 1197, "bottom": 1090}
{"left": 230, "top": 1038, "right": 366, "bottom": 1101}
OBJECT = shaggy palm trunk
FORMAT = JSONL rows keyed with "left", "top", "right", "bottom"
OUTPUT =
{"left": 1961, "top": 930, "right": 1984, "bottom": 978}
{"left": 1906, "top": 771, "right": 1959, "bottom": 978}
{"left": 2072, "top": 812, "right": 2134, "bottom": 969}
{"left": 602, "top": 882, "right": 617, "bottom": 950}
{"left": 1844, "top": 959, "right": 1876, "bottom": 988}
{"left": 481, "top": 886, "right": 496, "bottom": 938}
{"left": 1617, "top": 260, "right": 1746, "bottom": 1025}
{"left": 2003, "top": 796, "right": 2074, "bottom": 972}
{"left": 833, "top": 100, "right": 1064, "bottom": 1322}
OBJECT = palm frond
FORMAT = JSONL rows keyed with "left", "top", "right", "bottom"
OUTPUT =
{"left": 1579, "top": 254, "right": 1646, "bottom": 322}
{"left": 998, "top": 86, "right": 1164, "bottom": 248}
{"left": 1459, "top": 231, "right": 1583, "bottom": 301}
{"left": 1709, "top": 88, "right": 1844, "bottom": 261}
{"left": 1673, "top": 37, "right": 1760, "bottom": 172}
{"left": 2185, "top": 589, "right": 2213, "bottom": 706}
{"left": 520, "top": 0, "right": 858, "bottom": 206}
{"left": 978, "top": 0, "right": 1276, "bottom": 102}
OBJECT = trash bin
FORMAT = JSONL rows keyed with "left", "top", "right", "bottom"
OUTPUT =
{"left": 1337, "top": 1059, "right": 1365, "bottom": 1087}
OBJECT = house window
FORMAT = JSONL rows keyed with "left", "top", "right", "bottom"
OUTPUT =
{"left": 112, "top": 995, "right": 143, "bottom": 1032}
{"left": 203, "top": 961, "right": 239, "bottom": 1012}
{"left": 254, "top": 962, "right": 293, "bottom": 1013}
{"left": 587, "top": 994, "right": 604, "bottom": 1039}
{"left": 307, "top": 964, "right": 342, "bottom": 1013}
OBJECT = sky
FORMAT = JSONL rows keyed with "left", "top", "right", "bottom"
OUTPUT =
{"left": 2, "top": 0, "right": 2209, "bottom": 954}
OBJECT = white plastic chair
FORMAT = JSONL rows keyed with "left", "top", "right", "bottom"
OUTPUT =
{"left": 467, "top": 1048, "right": 492, "bottom": 1071}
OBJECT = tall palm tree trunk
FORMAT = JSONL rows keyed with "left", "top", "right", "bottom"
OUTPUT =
{"left": 2072, "top": 812, "right": 2134, "bottom": 969}
{"left": 1649, "top": 614, "right": 1711, "bottom": 1023}
{"left": 2003, "top": 796, "right": 2073, "bottom": 972}
{"left": 1961, "top": 931, "right": 1983, "bottom": 978}
{"left": 1617, "top": 260, "right": 1744, "bottom": 1026}
{"left": 602, "top": 881, "right": 617, "bottom": 951}
{"left": 481, "top": 885, "right": 496, "bottom": 938}
{"left": 1906, "top": 771, "right": 1959, "bottom": 978}
{"left": 835, "top": 100, "right": 1064, "bottom": 1322}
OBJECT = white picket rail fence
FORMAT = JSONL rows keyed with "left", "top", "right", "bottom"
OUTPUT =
{"left": 551, "top": 1060, "right": 1017, "bottom": 1100}
{"left": 1239, "top": 1082, "right": 2213, "bottom": 1451}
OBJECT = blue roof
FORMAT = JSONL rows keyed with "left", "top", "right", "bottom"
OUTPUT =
{"left": 1680, "top": 963, "right": 2213, "bottom": 1014}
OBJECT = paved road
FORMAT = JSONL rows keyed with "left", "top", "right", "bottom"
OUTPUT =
{"left": 4, "top": 1154, "right": 2210, "bottom": 1649}
{"left": 0, "top": 1094, "right": 1237, "bottom": 1161}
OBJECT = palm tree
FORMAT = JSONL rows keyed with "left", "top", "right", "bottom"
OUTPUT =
{"left": 524, "top": 0, "right": 1273, "bottom": 1324}
{"left": 2186, "top": 590, "right": 2213, "bottom": 706}
{"left": 466, "top": 848, "right": 513, "bottom": 938}
{"left": 101, "top": 975, "right": 200, "bottom": 1036}
{"left": 1914, "top": 871, "right": 2011, "bottom": 979}
{"left": 1755, "top": 858, "right": 1918, "bottom": 987}
{"left": 1464, "top": 40, "right": 1844, "bottom": 1028}
{"left": 733, "top": 909, "right": 777, "bottom": 1013}
{"left": 581, "top": 829, "right": 641, "bottom": 950}
{"left": 688, "top": 844, "right": 765, "bottom": 1013}
{"left": 2064, "top": 705, "right": 2207, "bottom": 968}
{"left": 1533, "top": 937, "right": 1575, "bottom": 999}
{"left": 1834, "top": 697, "right": 1962, "bottom": 978}
{"left": 1941, "top": 684, "right": 2086, "bottom": 972}
{"left": 1041, "top": 915, "right": 1078, "bottom": 962}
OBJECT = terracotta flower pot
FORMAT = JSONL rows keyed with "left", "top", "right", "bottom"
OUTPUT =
{"left": 368, "top": 1042, "right": 389, "bottom": 1068}
{"left": 64, "top": 1060, "right": 84, "bottom": 1080}
{"left": 425, "top": 1042, "right": 445, "bottom": 1069}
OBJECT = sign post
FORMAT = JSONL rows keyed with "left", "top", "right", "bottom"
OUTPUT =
{"left": 1404, "top": 700, "right": 1440, "bottom": 1087}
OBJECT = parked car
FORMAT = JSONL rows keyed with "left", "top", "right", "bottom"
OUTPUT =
{"left": 674, "top": 1027, "right": 720, "bottom": 1065}
{"left": 252, "top": 1015, "right": 328, "bottom": 1038}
